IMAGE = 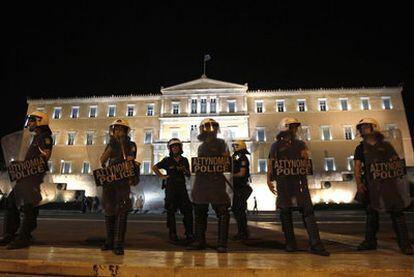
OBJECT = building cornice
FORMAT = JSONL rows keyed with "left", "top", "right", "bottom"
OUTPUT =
{"left": 247, "top": 87, "right": 402, "bottom": 97}
{"left": 27, "top": 94, "right": 161, "bottom": 105}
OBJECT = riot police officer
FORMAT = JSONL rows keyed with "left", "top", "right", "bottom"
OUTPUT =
{"left": 0, "top": 111, "right": 53, "bottom": 249}
{"left": 267, "top": 117, "right": 329, "bottom": 256}
{"left": 100, "top": 118, "right": 137, "bottom": 255}
{"left": 188, "top": 118, "right": 231, "bottom": 253}
{"left": 230, "top": 140, "right": 252, "bottom": 241}
{"left": 152, "top": 138, "right": 194, "bottom": 244}
{"left": 354, "top": 118, "right": 413, "bottom": 255}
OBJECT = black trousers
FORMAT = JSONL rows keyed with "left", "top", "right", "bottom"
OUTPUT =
{"left": 164, "top": 184, "right": 193, "bottom": 236}
{"left": 2, "top": 190, "right": 39, "bottom": 240}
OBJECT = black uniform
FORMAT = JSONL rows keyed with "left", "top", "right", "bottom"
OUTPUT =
{"left": 354, "top": 138, "right": 413, "bottom": 254}
{"left": 155, "top": 156, "right": 193, "bottom": 240}
{"left": 0, "top": 126, "right": 53, "bottom": 248}
{"left": 268, "top": 131, "right": 328, "bottom": 255}
{"left": 231, "top": 151, "right": 252, "bottom": 239}
{"left": 190, "top": 137, "right": 230, "bottom": 251}
{"left": 101, "top": 135, "right": 137, "bottom": 255}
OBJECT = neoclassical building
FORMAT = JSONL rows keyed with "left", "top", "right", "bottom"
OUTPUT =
{"left": 11, "top": 75, "right": 413, "bottom": 210}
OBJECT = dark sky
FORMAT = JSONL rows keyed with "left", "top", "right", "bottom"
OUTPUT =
{"left": 1, "top": 1, "right": 413, "bottom": 142}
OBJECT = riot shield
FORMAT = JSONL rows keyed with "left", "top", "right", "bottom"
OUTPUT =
{"left": 86, "top": 134, "right": 140, "bottom": 187}
{"left": 363, "top": 129, "right": 410, "bottom": 212}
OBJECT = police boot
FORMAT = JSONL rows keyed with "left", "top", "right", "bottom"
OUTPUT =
{"left": 183, "top": 211, "right": 195, "bottom": 244}
{"left": 238, "top": 212, "right": 250, "bottom": 240}
{"left": 187, "top": 213, "right": 207, "bottom": 250}
{"left": 113, "top": 212, "right": 128, "bottom": 255}
{"left": 0, "top": 208, "right": 20, "bottom": 246}
{"left": 358, "top": 209, "right": 378, "bottom": 251}
{"left": 167, "top": 212, "right": 179, "bottom": 242}
{"left": 101, "top": 216, "right": 116, "bottom": 251}
{"left": 6, "top": 205, "right": 36, "bottom": 250}
{"left": 217, "top": 210, "right": 230, "bottom": 253}
{"left": 391, "top": 212, "right": 414, "bottom": 255}
{"left": 303, "top": 214, "right": 330, "bottom": 256}
{"left": 280, "top": 210, "right": 297, "bottom": 252}
{"left": 231, "top": 212, "right": 244, "bottom": 241}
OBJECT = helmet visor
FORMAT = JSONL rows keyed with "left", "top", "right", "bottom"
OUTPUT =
{"left": 202, "top": 122, "right": 219, "bottom": 132}
{"left": 24, "top": 115, "right": 40, "bottom": 128}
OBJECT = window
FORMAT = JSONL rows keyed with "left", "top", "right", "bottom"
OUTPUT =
{"left": 258, "top": 159, "right": 267, "bottom": 173}
{"left": 47, "top": 161, "right": 53, "bottom": 173}
{"left": 103, "top": 131, "right": 110, "bottom": 145}
{"left": 200, "top": 98, "right": 207, "bottom": 113}
{"left": 86, "top": 132, "right": 94, "bottom": 145}
{"left": 210, "top": 98, "right": 217, "bottom": 113}
{"left": 324, "top": 157, "right": 336, "bottom": 171}
{"left": 361, "top": 97, "right": 370, "bottom": 110}
{"left": 36, "top": 107, "right": 45, "bottom": 113}
{"left": 146, "top": 104, "right": 154, "bottom": 116}
{"left": 67, "top": 132, "right": 76, "bottom": 145}
{"left": 127, "top": 104, "right": 135, "bottom": 116}
{"left": 321, "top": 126, "right": 332, "bottom": 141}
{"left": 347, "top": 156, "right": 354, "bottom": 171}
{"left": 190, "top": 125, "right": 198, "bottom": 140}
{"left": 318, "top": 99, "right": 327, "bottom": 111}
{"left": 228, "top": 100, "right": 236, "bottom": 113}
{"left": 82, "top": 161, "right": 91, "bottom": 174}
{"left": 344, "top": 126, "right": 354, "bottom": 140}
{"left": 89, "top": 106, "right": 97, "bottom": 118}
{"left": 191, "top": 99, "right": 197, "bottom": 114}
{"left": 172, "top": 102, "right": 180, "bottom": 114}
{"left": 142, "top": 161, "right": 151, "bottom": 175}
{"left": 61, "top": 161, "right": 72, "bottom": 174}
{"left": 297, "top": 99, "right": 306, "bottom": 112}
{"left": 144, "top": 130, "right": 153, "bottom": 144}
{"left": 51, "top": 133, "right": 58, "bottom": 145}
{"left": 53, "top": 107, "right": 62, "bottom": 119}
{"left": 301, "top": 126, "right": 311, "bottom": 141}
{"left": 107, "top": 105, "right": 116, "bottom": 117}
{"left": 223, "top": 126, "right": 236, "bottom": 140}
{"left": 339, "top": 98, "right": 349, "bottom": 111}
{"left": 386, "top": 123, "right": 398, "bottom": 138}
{"left": 255, "top": 100, "right": 264, "bottom": 113}
{"left": 382, "top": 96, "right": 392, "bottom": 110}
{"left": 256, "top": 128, "right": 266, "bottom": 142}
{"left": 71, "top": 106, "right": 79, "bottom": 118}
{"left": 276, "top": 100, "right": 285, "bottom": 112}
{"left": 129, "top": 129, "right": 135, "bottom": 142}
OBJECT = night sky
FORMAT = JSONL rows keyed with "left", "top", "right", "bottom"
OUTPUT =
{"left": 1, "top": 2, "right": 413, "bottom": 157}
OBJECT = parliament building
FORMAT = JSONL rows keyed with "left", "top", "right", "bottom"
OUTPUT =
{"left": 13, "top": 75, "right": 414, "bottom": 210}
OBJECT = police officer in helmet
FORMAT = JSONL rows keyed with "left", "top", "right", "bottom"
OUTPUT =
{"left": 0, "top": 111, "right": 53, "bottom": 249}
{"left": 230, "top": 140, "right": 252, "bottom": 241}
{"left": 267, "top": 117, "right": 329, "bottom": 256}
{"left": 100, "top": 118, "right": 137, "bottom": 255}
{"left": 152, "top": 138, "right": 194, "bottom": 244}
{"left": 354, "top": 118, "right": 413, "bottom": 255}
{"left": 188, "top": 118, "right": 231, "bottom": 253}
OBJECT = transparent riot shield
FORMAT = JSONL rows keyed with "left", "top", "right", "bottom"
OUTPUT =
{"left": 363, "top": 129, "right": 410, "bottom": 212}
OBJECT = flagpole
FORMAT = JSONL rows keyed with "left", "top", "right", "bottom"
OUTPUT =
{"left": 203, "top": 57, "right": 206, "bottom": 76}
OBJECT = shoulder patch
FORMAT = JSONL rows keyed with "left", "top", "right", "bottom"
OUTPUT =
{"left": 44, "top": 137, "right": 52, "bottom": 145}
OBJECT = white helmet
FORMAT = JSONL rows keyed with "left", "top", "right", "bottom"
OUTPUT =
{"left": 109, "top": 118, "right": 130, "bottom": 135}
{"left": 25, "top": 111, "right": 49, "bottom": 128}
{"left": 232, "top": 140, "right": 247, "bottom": 152}
{"left": 167, "top": 138, "right": 182, "bottom": 149}
{"left": 278, "top": 117, "right": 301, "bottom": 132}
{"left": 356, "top": 118, "right": 379, "bottom": 132}
{"left": 199, "top": 118, "right": 220, "bottom": 133}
